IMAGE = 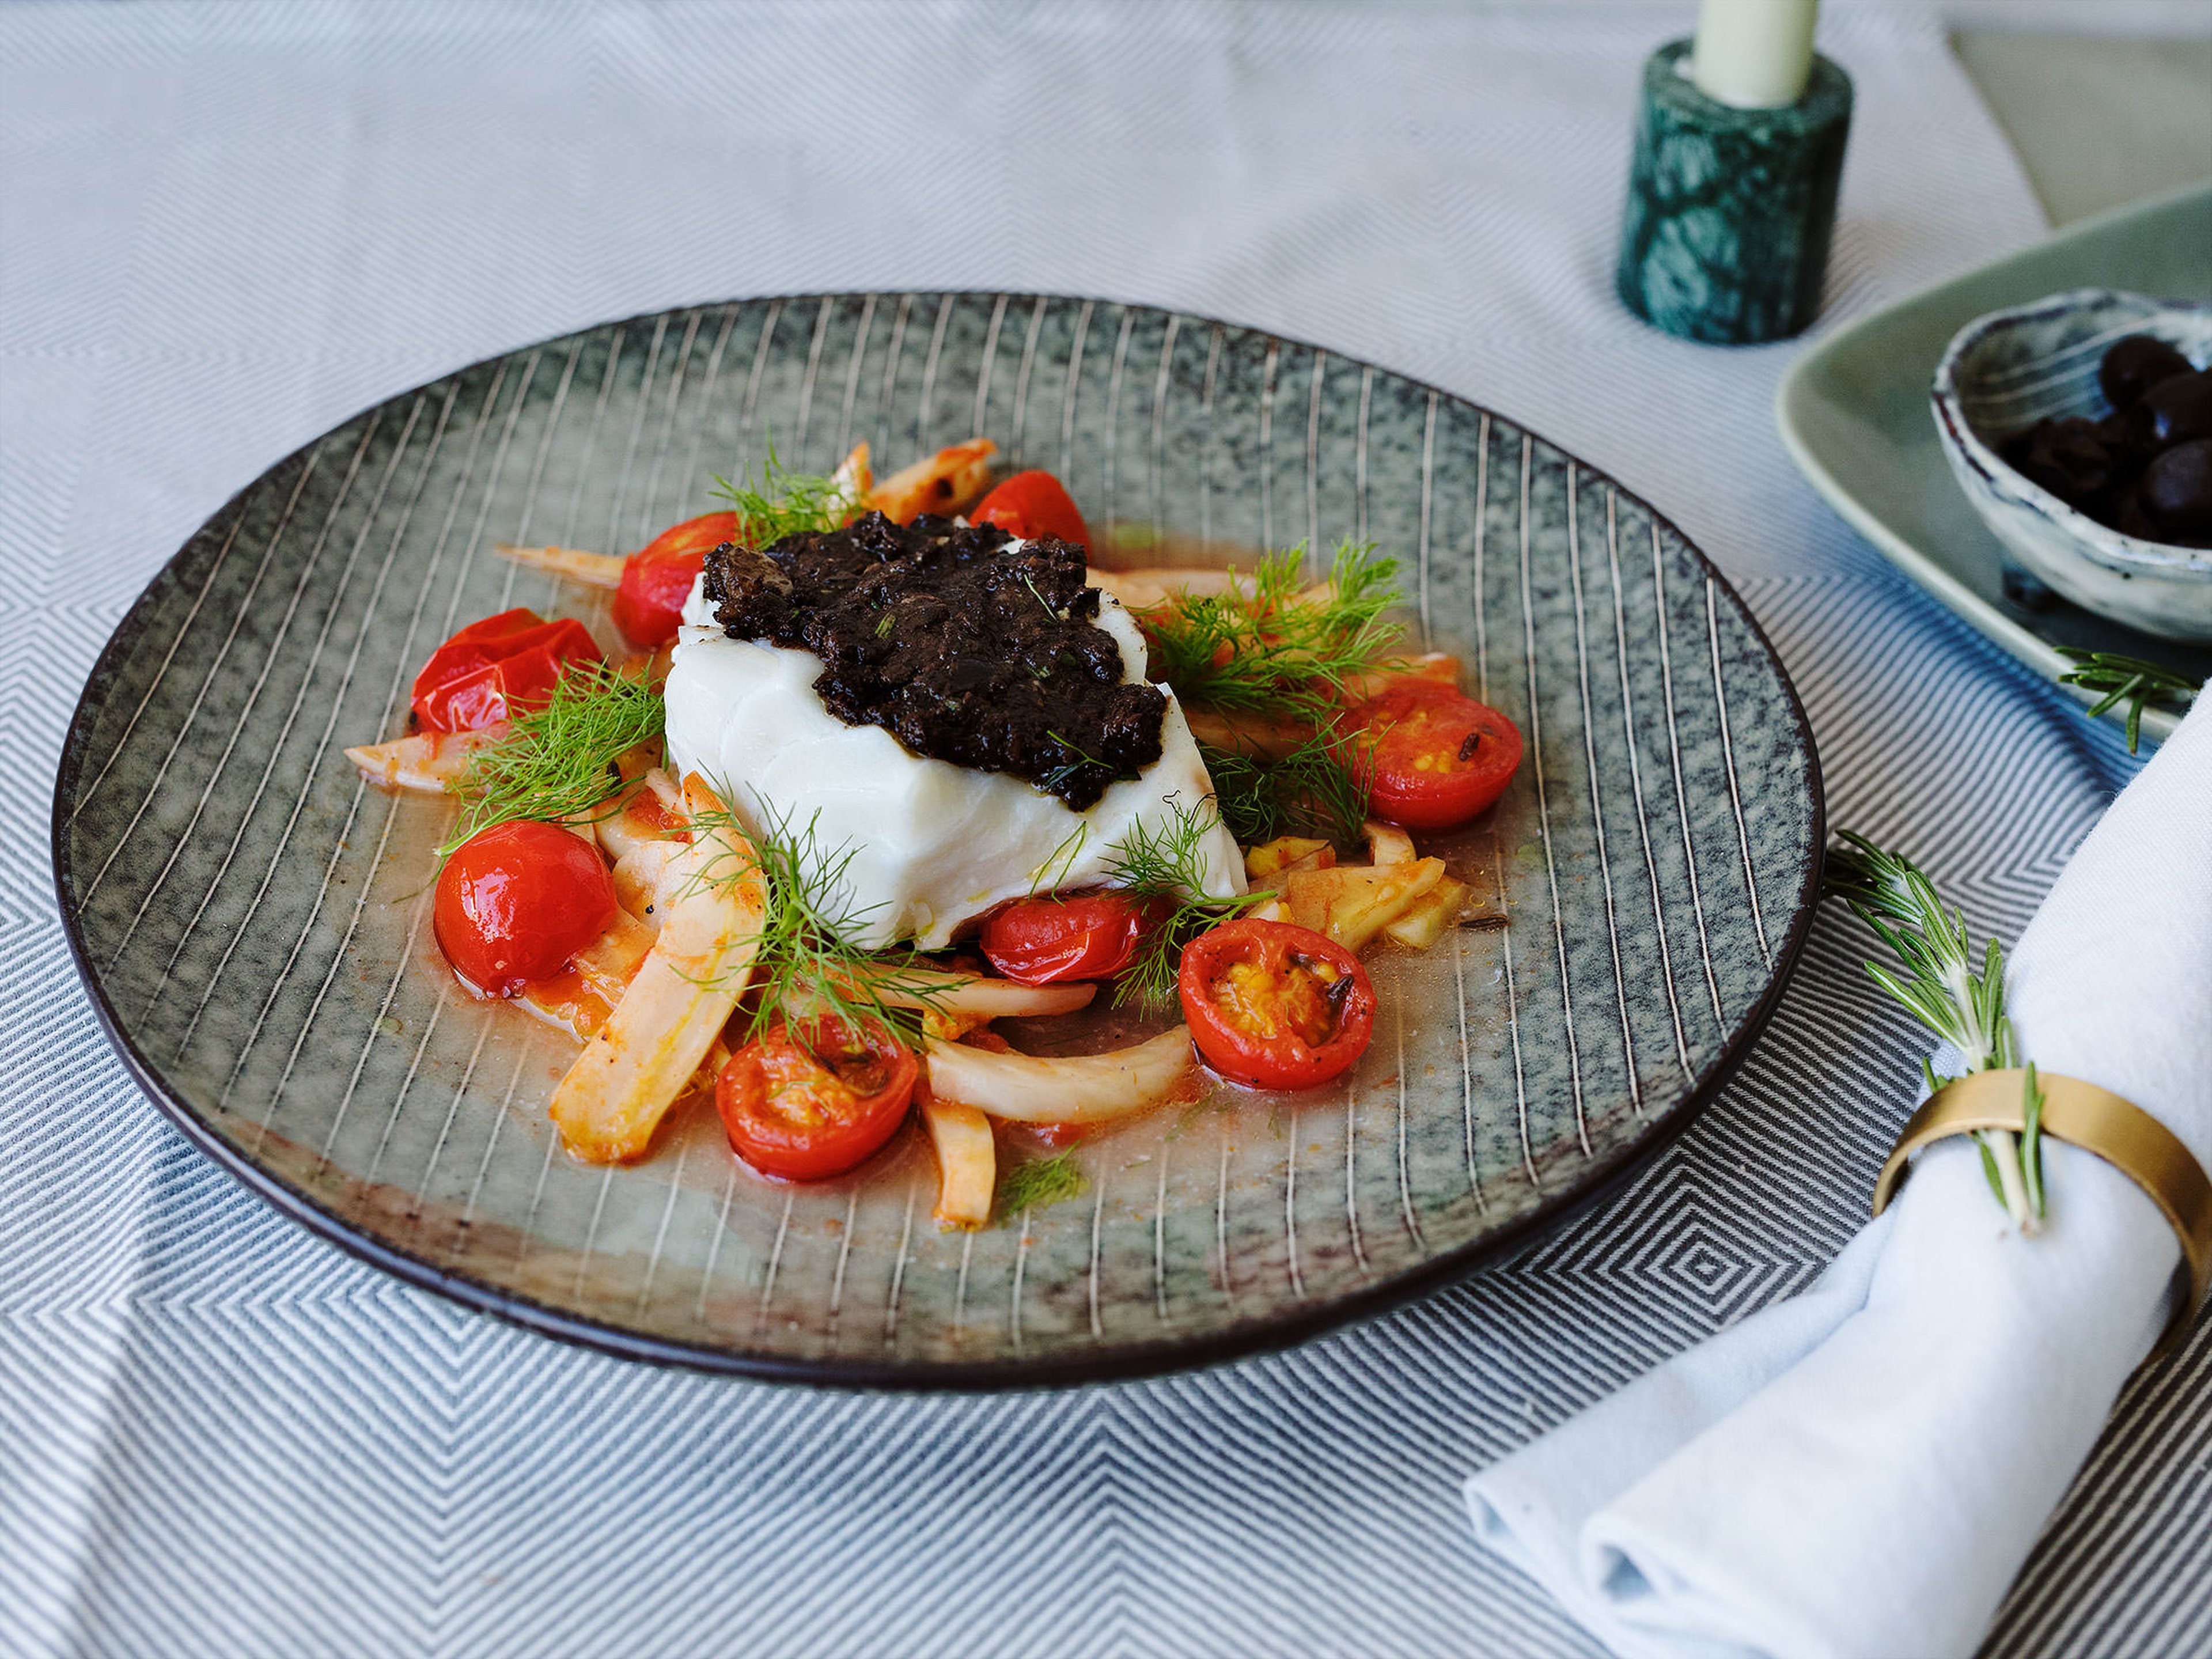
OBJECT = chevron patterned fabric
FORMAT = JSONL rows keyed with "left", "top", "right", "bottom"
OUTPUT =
{"left": 5, "top": 3, "right": 2205, "bottom": 1656}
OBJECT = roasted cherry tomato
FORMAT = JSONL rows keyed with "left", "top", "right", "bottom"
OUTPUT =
{"left": 1350, "top": 678, "right": 1522, "bottom": 831}
{"left": 433, "top": 820, "right": 618, "bottom": 997}
{"left": 980, "top": 891, "right": 1153, "bottom": 984}
{"left": 968, "top": 470, "right": 1092, "bottom": 548}
{"left": 613, "top": 510, "right": 741, "bottom": 648}
{"left": 1177, "top": 918, "right": 1376, "bottom": 1090}
{"left": 411, "top": 608, "right": 604, "bottom": 732}
{"left": 716, "top": 1018, "right": 919, "bottom": 1181}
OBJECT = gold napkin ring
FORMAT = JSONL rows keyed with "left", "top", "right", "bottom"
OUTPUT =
{"left": 1873, "top": 1069, "right": 2212, "bottom": 1358}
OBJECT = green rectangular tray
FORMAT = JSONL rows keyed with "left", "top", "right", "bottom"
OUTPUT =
{"left": 1777, "top": 180, "right": 2212, "bottom": 746}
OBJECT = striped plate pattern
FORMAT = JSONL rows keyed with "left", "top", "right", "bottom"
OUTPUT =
{"left": 52, "top": 293, "right": 1821, "bottom": 1384}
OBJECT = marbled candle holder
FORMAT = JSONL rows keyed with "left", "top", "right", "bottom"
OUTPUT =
{"left": 1617, "top": 39, "right": 1853, "bottom": 346}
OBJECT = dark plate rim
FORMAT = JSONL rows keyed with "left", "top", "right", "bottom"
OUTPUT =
{"left": 52, "top": 287, "right": 1827, "bottom": 1392}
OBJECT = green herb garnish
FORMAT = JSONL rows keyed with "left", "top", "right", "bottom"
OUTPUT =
{"left": 1040, "top": 730, "right": 1135, "bottom": 800}
{"left": 443, "top": 661, "right": 664, "bottom": 854}
{"left": 1102, "top": 796, "right": 1267, "bottom": 1009}
{"left": 1021, "top": 572, "right": 1060, "bottom": 618}
{"left": 1826, "top": 830, "right": 2042, "bottom": 1229}
{"left": 1144, "top": 539, "right": 1403, "bottom": 718}
{"left": 1027, "top": 823, "right": 1091, "bottom": 892}
{"left": 997, "top": 1150, "right": 1087, "bottom": 1219}
{"left": 2052, "top": 648, "right": 2197, "bottom": 753}
{"left": 681, "top": 798, "right": 952, "bottom": 1049}
{"left": 1147, "top": 540, "right": 1397, "bottom": 849}
{"left": 709, "top": 439, "right": 862, "bottom": 546}
{"left": 1199, "top": 722, "right": 1371, "bottom": 848}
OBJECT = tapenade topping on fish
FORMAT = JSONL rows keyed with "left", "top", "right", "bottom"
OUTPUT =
{"left": 700, "top": 512, "right": 1165, "bottom": 809}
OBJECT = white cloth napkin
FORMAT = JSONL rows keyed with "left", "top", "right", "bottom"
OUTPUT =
{"left": 1466, "top": 695, "right": 2212, "bottom": 1659}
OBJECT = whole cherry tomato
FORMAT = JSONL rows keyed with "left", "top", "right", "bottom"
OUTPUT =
{"left": 717, "top": 1018, "right": 919, "bottom": 1181}
{"left": 411, "top": 608, "right": 604, "bottom": 732}
{"left": 980, "top": 891, "right": 1154, "bottom": 984}
{"left": 1350, "top": 678, "right": 1522, "bottom": 831}
{"left": 613, "top": 510, "right": 740, "bottom": 648}
{"left": 434, "top": 820, "right": 618, "bottom": 997}
{"left": 968, "top": 471, "right": 1092, "bottom": 548}
{"left": 1177, "top": 918, "right": 1376, "bottom": 1090}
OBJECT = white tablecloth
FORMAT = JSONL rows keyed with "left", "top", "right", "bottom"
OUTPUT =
{"left": 5, "top": 3, "right": 2203, "bottom": 1655}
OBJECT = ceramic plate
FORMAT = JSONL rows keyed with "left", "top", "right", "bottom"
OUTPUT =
{"left": 1778, "top": 181, "right": 2212, "bottom": 747}
{"left": 54, "top": 293, "right": 1821, "bottom": 1387}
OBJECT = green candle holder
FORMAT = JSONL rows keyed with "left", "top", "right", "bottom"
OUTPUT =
{"left": 1617, "top": 38, "right": 1853, "bottom": 346}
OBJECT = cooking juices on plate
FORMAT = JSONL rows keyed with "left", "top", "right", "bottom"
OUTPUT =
{"left": 344, "top": 437, "right": 1524, "bottom": 1229}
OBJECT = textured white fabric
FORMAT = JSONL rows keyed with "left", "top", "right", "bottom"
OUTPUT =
{"left": 10, "top": 4, "right": 2203, "bottom": 1657}
{"left": 1466, "top": 697, "right": 2212, "bottom": 1659}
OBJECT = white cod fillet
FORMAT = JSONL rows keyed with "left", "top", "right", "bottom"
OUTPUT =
{"left": 664, "top": 580, "right": 1243, "bottom": 949}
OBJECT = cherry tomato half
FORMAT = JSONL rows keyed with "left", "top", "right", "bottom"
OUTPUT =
{"left": 716, "top": 1018, "right": 919, "bottom": 1181}
{"left": 980, "top": 891, "right": 1154, "bottom": 984}
{"left": 613, "top": 510, "right": 741, "bottom": 649}
{"left": 434, "top": 820, "right": 618, "bottom": 997}
{"left": 1350, "top": 678, "right": 1522, "bottom": 831}
{"left": 411, "top": 608, "right": 604, "bottom": 732}
{"left": 968, "top": 470, "right": 1092, "bottom": 548}
{"left": 1177, "top": 918, "right": 1376, "bottom": 1090}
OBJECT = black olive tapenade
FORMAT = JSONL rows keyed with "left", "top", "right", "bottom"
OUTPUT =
{"left": 698, "top": 512, "right": 1166, "bottom": 810}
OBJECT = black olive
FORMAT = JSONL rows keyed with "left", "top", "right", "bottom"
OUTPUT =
{"left": 2093, "top": 408, "right": 2152, "bottom": 472}
{"left": 2141, "top": 440, "right": 2212, "bottom": 537}
{"left": 2001, "top": 416, "right": 2115, "bottom": 505}
{"left": 2098, "top": 334, "right": 2192, "bottom": 410}
{"left": 2139, "top": 370, "right": 2212, "bottom": 450}
{"left": 2115, "top": 483, "right": 2163, "bottom": 541}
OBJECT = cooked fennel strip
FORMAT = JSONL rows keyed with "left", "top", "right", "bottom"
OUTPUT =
{"left": 493, "top": 544, "right": 627, "bottom": 588}
{"left": 1085, "top": 566, "right": 1241, "bottom": 613}
{"left": 867, "top": 438, "right": 997, "bottom": 523}
{"left": 926, "top": 1027, "right": 1194, "bottom": 1126}
{"left": 920, "top": 1087, "right": 995, "bottom": 1230}
{"left": 856, "top": 965, "right": 1094, "bottom": 1020}
{"left": 344, "top": 726, "right": 508, "bottom": 794}
{"left": 549, "top": 775, "right": 767, "bottom": 1164}
{"left": 497, "top": 441, "right": 872, "bottom": 582}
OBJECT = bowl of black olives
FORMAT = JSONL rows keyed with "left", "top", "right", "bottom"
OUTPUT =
{"left": 1933, "top": 288, "right": 2212, "bottom": 642}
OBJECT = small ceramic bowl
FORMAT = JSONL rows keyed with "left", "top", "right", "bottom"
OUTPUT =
{"left": 1932, "top": 287, "right": 2212, "bottom": 642}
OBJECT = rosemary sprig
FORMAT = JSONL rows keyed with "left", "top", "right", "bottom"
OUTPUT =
{"left": 997, "top": 1150, "right": 1087, "bottom": 1220}
{"left": 708, "top": 440, "right": 861, "bottom": 546}
{"left": 2021, "top": 1060, "right": 2046, "bottom": 1220}
{"left": 1101, "top": 796, "right": 1266, "bottom": 1009}
{"left": 443, "top": 661, "right": 664, "bottom": 853}
{"left": 683, "top": 798, "right": 952, "bottom": 1049}
{"left": 2052, "top": 648, "right": 2198, "bottom": 754}
{"left": 1825, "top": 830, "right": 2043, "bottom": 1229}
{"left": 1144, "top": 539, "right": 1404, "bottom": 718}
{"left": 1199, "top": 722, "right": 1371, "bottom": 847}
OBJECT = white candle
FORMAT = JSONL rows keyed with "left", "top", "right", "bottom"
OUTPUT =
{"left": 1692, "top": 0, "right": 1818, "bottom": 108}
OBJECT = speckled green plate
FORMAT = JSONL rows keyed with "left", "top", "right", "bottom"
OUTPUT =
{"left": 1778, "top": 181, "right": 2212, "bottom": 746}
{"left": 54, "top": 293, "right": 1821, "bottom": 1387}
